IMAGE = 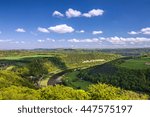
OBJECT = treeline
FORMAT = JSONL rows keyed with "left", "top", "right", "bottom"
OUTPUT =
{"left": 78, "top": 64, "right": 150, "bottom": 93}
{"left": 61, "top": 52, "right": 120, "bottom": 68}
{"left": 0, "top": 50, "right": 121, "bottom": 69}
{"left": 0, "top": 84, "right": 148, "bottom": 100}
{"left": 0, "top": 50, "right": 51, "bottom": 57}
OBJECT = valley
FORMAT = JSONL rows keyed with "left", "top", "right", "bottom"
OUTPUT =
{"left": 0, "top": 49, "right": 150, "bottom": 100}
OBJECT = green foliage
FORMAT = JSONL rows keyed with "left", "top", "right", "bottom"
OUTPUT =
{"left": 11, "top": 66, "right": 29, "bottom": 77}
{"left": 62, "top": 51, "right": 120, "bottom": 68}
{"left": 0, "top": 50, "right": 149, "bottom": 100}
{"left": 0, "top": 84, "right": 148, "bottom": 100}
{"left": 88, "top": 83, "right": 149, "bottom": 100}
{"left": 28, "top": 59, "right": 48, "bottom": 78}
{"left": 62, "top": 71, "right": 92, "bottom": 90}
{"left": 78, "top": 58, "right": 150, "bottom": 93}
{"left": 48, "top": 57, "right": 67, "bottom": 70}
{"left": 0, "top": 70, "right": 33, "bottom": 88}
{"left": 0, "top": 86, "right": 40, "bottom": 100}
{"left": 40, "top": 85, "right": 89, "bottom": 100}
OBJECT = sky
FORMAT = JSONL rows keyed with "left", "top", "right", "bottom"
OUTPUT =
{"left": 0, "top": 0, "right": 150, "bottom": 49}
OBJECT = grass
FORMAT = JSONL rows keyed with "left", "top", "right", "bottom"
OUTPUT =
{"left": 63, "top": 71, "right": 92, "bottom": 90}
{"left": 119, "top": 57, "right": 150, "bottom": 69}
{"left": 0, "top": 55, "right": 53, "bottom": 60}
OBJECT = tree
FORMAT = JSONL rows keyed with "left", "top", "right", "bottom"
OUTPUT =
{"left": 88, "top": 83, "right": 149, "bottom": 100}
{"left": 28, "top": 59, "right": 48, "bottom": 83}
{"left": 40, "top": 85, "right": 89, "bottom": 100}
{"left": 0, "top": 86, "right": 40, "bottom": 100}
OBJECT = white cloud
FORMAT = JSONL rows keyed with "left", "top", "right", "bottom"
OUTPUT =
{"left": 66, "top": 8, "right": 81, "bottom": 18}
{"left": 48, "top": 24, "right": 74, "bottom": 33}
{"left": 37, "top": 27, "right": 49, "bottom": 33}
{"left": 128, "top": 31, "right": 140, "bottom": 35}
{"left": 10, "top": 41, "right": 25, "bottom": 44}
{"left": 100, "top": 36, "right": 150, "bottom": 45}
{"left": 46, "top": 38, "right": 55, "bottom": 42}
{"left": 141, "top": 27, "right": 150, "bottom": 35}
{"left": 37, "top": 38, "right": 56, "bottom": 43}
{"left": 0, "top": 39, "right": 11, "bottom": 42}
{"left": 68, "top": 38, "right": 100, "bottom": 43}
{"left": 37, "top": 39, "right": 45, "bottom": 42}
{"left": 82, "top": 13, "right": 91, "bottom": 18}
{"left": 15, "top": 28, "right": 26, "bottom": 32}
{"left": 76, "top": 30, "right": 85, "bottom": 33}
{"left": 67, "top": 36, "right": 150, "bottom": 46}
{"left": 53, "top": 8, "right": 104, "bottom": 18}
{"left": 21, "top": 41, "right": 25, "bottom": 44}
{"left": 52, "top": 11, "right": 64, "bottom": 17}
{"left": 83, "top": 9, "right": 104, "bottom": 18}
{"left": 128, "top": 27, "right": 150, "bottom": 35}
{"left": 92, "top": 30, "right": 103, "bottom": 35}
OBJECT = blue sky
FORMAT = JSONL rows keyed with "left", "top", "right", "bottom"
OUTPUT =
{"left": 0, "top": 0, "right": 150, "bottom": 49}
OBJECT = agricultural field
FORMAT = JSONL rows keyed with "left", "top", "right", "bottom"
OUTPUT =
{"left": 119, "top": 57, "right": 150, "bottom": 69}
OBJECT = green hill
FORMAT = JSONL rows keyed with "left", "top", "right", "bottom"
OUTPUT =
{"left": 0, "top": 71, "right": 34, "bottom": 88}
{"left": 77, "top": 57, "right": 150, "bottom": 93}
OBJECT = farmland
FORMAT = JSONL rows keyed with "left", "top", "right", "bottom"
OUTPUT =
{"left": 119, "top": 57, "right": 150, "bottom": 69}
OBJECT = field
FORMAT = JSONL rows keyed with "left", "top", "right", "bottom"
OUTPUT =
{"left": 0, "top": 55, "right": 53, "bottom": 60}
{"left": 119, "top": 57, "right": 150, "bottom": 69}
{"left": 62, "top": 71, "right": 92, "bottom": 90}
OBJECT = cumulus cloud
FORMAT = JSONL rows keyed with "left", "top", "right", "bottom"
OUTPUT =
{"left": 100, "top": 36, "right": 150, "bottom": 45}
{"left": 37, "top": 39, "right": 45, "bottom": 42}
{"left": 37, "top": 27, "right": 49, "bottom": 33}
{"left": 83, "top": 9, "right": 104, "bottom": 18}
{"left": 46, "top": 38, "right": 55, "bottom": 42}
{"left": 37, "top": 38, "right": 56, "bottom": 43}
{"left": 141, "top": 27, "right": 150, "bottom": 35}
{"left": 68, "top": 38, "right": 100, "bottom": 43}
{"left": 76, "top": 30, "right": 85, "bottom": 33}
{"left": 15, "top": 28, "right": 26, "bottom": 33}
{"left": 52, "top": 11, "right": 64, "bottom": 17}
{"left": 128, "top": 27, "right": 150, "bottom": 35}
{"left": 65, "top": 8, "right": 82, "bottom": 18}
{"left": 128, "top": 31, "right": 140, "bottom": 35}
{"left": 92, "top": 30, "right": 103, "bottom": 35}
{"left": 53, "top": 8, "right": 104, "bottom": 18}
{"left": 0, "top": 39, "right": 11, "bottom": 42}
{"left": 11, "top": 41, "right": 25, "bottom": 44}
{"left": 20, "top": 41, "right": 25, "bottom": 44}
{"left": 48, "top": 24, "right": 74, "bottom": 33}
{"left": 67, "top": 36, "right": 150, "bottom": 46}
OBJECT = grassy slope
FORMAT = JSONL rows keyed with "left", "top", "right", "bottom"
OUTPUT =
{"left": 62, "top": 71, "right": 92, "bottom": 90}
{"left": 119, "top": 57, "right": 150, "bottom": 69}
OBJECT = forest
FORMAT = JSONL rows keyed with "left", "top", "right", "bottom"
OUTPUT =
{"left": 0, "top": 49, "right": 150, "bottom": 100}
